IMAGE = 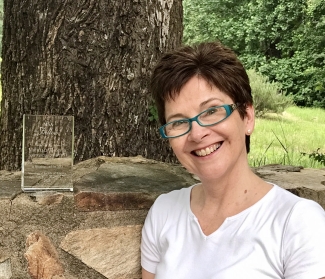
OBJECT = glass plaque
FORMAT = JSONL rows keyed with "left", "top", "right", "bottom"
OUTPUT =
{"left": 22, "top": 115, "right": 74, "bottom": 191}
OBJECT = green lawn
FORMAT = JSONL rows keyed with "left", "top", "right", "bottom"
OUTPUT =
{"left": 249, "top": 106, "right": 325, "bottom": 168}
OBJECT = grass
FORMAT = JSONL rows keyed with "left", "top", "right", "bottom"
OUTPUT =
{"left": 249, "top": 106, "right": 325, "bottom": 168}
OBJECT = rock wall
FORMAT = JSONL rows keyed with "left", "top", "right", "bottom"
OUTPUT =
{"left": 0, "top": 156, "right": 324, "bottom": 278}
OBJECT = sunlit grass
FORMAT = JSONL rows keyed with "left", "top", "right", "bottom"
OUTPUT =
{"left": 249, "top": 106, "right": 325, "bottom": 168}
{"left": 285, "top": 106, "right": 325, "bottom": 123}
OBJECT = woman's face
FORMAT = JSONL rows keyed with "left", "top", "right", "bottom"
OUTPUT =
{"left": 164, "top": 75, "right": 255, "bottom": 182}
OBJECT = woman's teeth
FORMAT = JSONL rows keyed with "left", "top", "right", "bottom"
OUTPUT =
{"left": 195, "top": 143, "right": 221, "bottom": 157}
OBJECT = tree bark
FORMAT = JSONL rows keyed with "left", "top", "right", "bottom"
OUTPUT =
{"left": 0, "top": 0, "right": 182, "bottom": 170}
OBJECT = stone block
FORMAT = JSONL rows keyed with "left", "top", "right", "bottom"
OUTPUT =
{"left": 25, "top": 231, "right": 65, "bottom": 279}
{"left": 0, "top": 257, "right": 12, "bottom": 279}
{"left": 60, "top": 225, "right": 142, "bottom": 279}
{"left": 73, "top": 157, "right": 195, "bottom": 211}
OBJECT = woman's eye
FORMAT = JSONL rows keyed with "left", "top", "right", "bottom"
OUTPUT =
{"left": 172, "top": 120, "right": 187, "bottom": 128}
{"left": 206, "top": 108, "right": 218, "bottom": 115}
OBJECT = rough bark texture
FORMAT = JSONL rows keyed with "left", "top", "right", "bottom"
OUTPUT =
{"left": 0, "top": 0, "right": 182, "bottom": 170}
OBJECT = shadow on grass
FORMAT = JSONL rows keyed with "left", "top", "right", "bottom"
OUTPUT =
{"left": 258, "top": 112, "right": 295, "bottom": 123}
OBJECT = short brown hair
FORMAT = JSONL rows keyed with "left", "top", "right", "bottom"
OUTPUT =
{"left": 150, "top": 41, "right": 253, "bottom": 152}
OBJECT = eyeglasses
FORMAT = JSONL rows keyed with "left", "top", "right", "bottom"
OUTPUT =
{"left": 159, "top": 104, "right": 239, "bottom": 139}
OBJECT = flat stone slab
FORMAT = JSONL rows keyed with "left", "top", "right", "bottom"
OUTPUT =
{"left": 60, "top": 225, "right": 142, "bottom": 279}
{"left": 73, "top": 156, "right": 196, "bottom": 211}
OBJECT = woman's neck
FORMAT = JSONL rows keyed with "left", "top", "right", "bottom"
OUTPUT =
{"left": 192, "top": 169, "right": 272, "bottom": 219}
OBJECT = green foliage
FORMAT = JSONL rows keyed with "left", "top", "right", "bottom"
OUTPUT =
{"left": 183, "top": 0, "right": 325, "bottom": 109}
{"left": 301, "top": 149, "right": 325, "bottom": 166}
{"left": 148, "top": 105, "right": 158, "bottom": 122}
{"left": 255, "top": 52, "right": 325, "bottom": 108}
{"left": 247, "top": 69, "right": 293, "bottom": 116}
{"left": 184, "top": 0, "right": 305, "bottom": 55}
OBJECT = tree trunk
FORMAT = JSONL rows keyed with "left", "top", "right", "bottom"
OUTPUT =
{"left": 0, "top": 0, "right": 182, "bottom": 170}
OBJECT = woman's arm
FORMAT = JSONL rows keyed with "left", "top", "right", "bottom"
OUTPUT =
{"left": 142, "top": 268, "right": 155, "bottom": 279}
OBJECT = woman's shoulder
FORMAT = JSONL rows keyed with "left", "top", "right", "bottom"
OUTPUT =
{"left": 152, "top": 185, "right": 194, "bottom": 210}
{"left": 146, "top": 184, "right": 197, "bottom": 222}
{"left": 271, "top": 184, "right": 325, "bottom": 222}
{"left": 272, "top": 184, "right": 322, "bottom": 206}
{"left": 144, "top": 185, "right": 195, "bottom": 230}
{"left": 278, "top": 186, "right": 325, "bottom": 276}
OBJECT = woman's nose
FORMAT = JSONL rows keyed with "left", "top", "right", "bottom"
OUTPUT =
{"left": 187, "top": 121, "right": 210, "bottom": 142}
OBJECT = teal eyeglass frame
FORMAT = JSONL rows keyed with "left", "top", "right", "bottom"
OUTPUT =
{"left": 159, "top": 104, "right": 239, "bottom": 139}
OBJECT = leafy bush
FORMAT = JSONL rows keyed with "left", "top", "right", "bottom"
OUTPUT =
{"left": 247, "top": 69, "right": 293, "bottom": 116}
{"left": 255, "top": 53, "right": 325, "bottom": 109}
{"left": 301, "top": 149, "right": 325, "bottom": 167}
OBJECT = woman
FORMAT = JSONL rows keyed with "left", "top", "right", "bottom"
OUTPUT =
{"left": 141, "top": 41, "right": 325, "bottom": 279}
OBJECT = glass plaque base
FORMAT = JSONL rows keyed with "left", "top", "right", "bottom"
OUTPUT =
{"left": 22, "top": 115, "right": 74, "bottom": 192}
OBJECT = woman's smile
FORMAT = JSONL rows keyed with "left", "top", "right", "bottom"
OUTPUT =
{"left": 192, "top": 142, "right": 222, "bottom": 157}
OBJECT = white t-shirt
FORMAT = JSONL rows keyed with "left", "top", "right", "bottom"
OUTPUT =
{"left": 141, "top": 184, "right": 325, "bottom": 279}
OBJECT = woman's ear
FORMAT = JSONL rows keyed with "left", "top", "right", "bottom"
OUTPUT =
{"left": 244, "top": 104, "right": 255, "bottom": 135}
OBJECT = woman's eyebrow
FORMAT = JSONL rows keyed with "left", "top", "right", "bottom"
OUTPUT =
{"left": 166, "top": 113, "right": 187, "bottom": 123}
{"left": 199, "top": 97, "right": 224, "bottom": 108}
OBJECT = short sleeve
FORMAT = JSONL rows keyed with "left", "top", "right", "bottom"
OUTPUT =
{"left": 283, "top": 199, "right": 325, "bottom": 279}
{"left": 141, "top": 199, "right": 161, "bottom": 274}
